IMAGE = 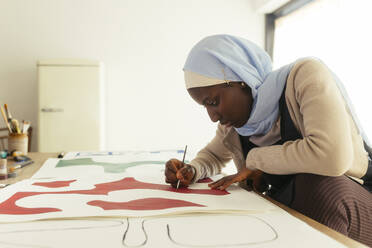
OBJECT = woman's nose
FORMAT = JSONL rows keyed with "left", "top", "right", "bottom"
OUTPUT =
{"left": 206, "top": 107, "right": 220, "bottom": 123}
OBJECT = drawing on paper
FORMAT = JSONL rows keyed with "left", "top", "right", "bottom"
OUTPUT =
{"left": 71, "top": 150, "right": 185, "bottom": 158}
{"left": 0, "top": 177, "right": 228, "bottom": 215}
{"left": 0, "top": 150, "right": 349, "bottom": 247}
{"left": 33, "top": 180, "right": 76, "bottom": 188}
{"left": 75, "top": 151, "right": 127, "bottom": 157}
{"left": 0, "top": 214, "right": 346, "bottom": 248}
{"left": 121, "top": 215, "right": 278, "bottom": 247}
{"left": 56, "top": 158, "right": 168, "bottom": 173}
{"left": 88, "top": 198, "right": 205, "bottom": 211}
{"left": 165, "top": 215, "right": 278, "bottom": 247}
{"left": 56, "top": 158, "right": 190, "bottom": 173}
{"left": 0, "top": 219, "right": 126, "bottom": 248}
{"left": 0, "top": 216, "right": 277, "bottom": 248}
{"left": 122, "top": 218, "right": 147, "bottom": 247}
{"left": 32, "top": 149, "right": 193, "bottom": 179}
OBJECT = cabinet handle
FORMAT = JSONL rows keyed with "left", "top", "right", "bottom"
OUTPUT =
{"left": 41, "top": 108, "right": 64, "bottom": 112}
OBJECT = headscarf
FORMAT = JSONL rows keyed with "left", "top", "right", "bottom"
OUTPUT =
{"left": 183, "top": 34, "right": 295, "bottom": 136}
{"left": 183, "top": 34, "right": 372, "bottom": 157}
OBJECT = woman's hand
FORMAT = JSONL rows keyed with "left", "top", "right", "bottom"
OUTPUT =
{"left": 165, "top": 159, "right": 195, "bottom": 188}
{"left": 208, "top": 168, "right": 263, "bottom": 191}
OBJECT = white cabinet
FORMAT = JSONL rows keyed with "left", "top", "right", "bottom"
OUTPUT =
{"left": 37, "top": 59, "right": 104, "bottom": 152}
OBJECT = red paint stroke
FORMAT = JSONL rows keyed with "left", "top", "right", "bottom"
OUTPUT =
{"left": 0, "top": 177, "right": 228, "bottom": 215}
{"left": 88, "top": 198, "right": 205, "bottom": 210}
{"left": 0, "top": 192, "right": 62, "bottom": 215}
{"left": 197, "top": 178, "right": 213, "bottom": 183}
{"left": 85, "top": 177, "right": 229, "bottom": 196}
{"left": 33, "top": 180, "right": 76, "bottom": 188}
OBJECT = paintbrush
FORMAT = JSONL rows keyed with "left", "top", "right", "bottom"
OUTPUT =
{"left": 22, "top": 120, "right": 31, "bottom": 134}
{"left": 4, "top": 104, "right": 12, "bottom": 121}
{"left": 1, "top": 106, "right": 12, "bottom": 133}
{"left": 4, "top": 104, "right": 15, "bottom": 132}
{"left": 11, "top": 119, "right": 21, "bottom": 134}
{"left": 177, "top": 145, "right": 188, "bottom": 189}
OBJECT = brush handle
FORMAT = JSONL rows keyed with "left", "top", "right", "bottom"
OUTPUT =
{"left": 4, "top": 104, "right": 12, "bottom": 119}
{"left": 177, "top": 145, "right": 188, "bottom": 190}
{"left": 22, "top": 121, "right": 31, "bottom": 134}
{"left": 11, "top": 119, "right": 21, "bottom": 134}
{"left": 1, "top": 106, "right": 12, "bottom": 133}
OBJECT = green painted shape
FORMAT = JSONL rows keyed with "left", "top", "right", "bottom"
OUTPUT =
{"left": 56, "top": 158, "right": 169, "bottom": 173}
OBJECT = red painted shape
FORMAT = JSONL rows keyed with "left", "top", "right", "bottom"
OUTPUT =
{"left": 82, "top": 177, "right": 229, "bottom": 196}
{"left": 88, "top": 198, "right": 205, "bottom": 210}
{"left": 0, "top": 177, "right": 228, "bottom": 215}
{"left": 197, "top": 178, "right": 213, "bottom": 183}
{"left": 33, "top": 180, "right": 76, "bottom": 188}
{"left": 0, "top": 192, "right": 62, "bottom": 215}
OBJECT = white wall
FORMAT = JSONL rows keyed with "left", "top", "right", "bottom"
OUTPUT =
{"left": 0, "top": 0, "right": 264, "bottom": 152}
{"left": 251, "top": 0, "right": 290, "bottom": 13}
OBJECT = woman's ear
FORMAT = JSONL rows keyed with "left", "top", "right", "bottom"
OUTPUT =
{"left": 241, "top": 82, "right": 252, "bottom": 97}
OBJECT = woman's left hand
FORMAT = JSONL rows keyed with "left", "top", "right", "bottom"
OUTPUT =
{"left": 208, "top": 168, "right": 262, "bottom": 191}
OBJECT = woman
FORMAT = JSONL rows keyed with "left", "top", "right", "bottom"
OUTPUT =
{"left": 164, "top": 34, "right": 372, "bottom": 245}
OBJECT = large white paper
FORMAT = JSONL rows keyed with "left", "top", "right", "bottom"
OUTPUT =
{"left": 0, "top": 213, "right": 346, "bottom": 247}
{"left": 0, "top": 165, "right": 279, "bottom": 222}
{"left": 0, "top": 150, "right": 347, "bottom": 247}
{"left": 32, "top": 150, "right": 196, "bottom": 179}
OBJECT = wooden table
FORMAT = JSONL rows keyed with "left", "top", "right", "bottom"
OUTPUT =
{"left": 0, "top": 152, "right": 368, "bottom": 247}
{"left": 1, "top": 152, "right": 58, "bottom": 185}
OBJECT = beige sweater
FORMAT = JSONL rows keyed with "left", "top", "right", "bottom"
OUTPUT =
{"left": 189, "top": 59, "right": 369, "bottom": 187}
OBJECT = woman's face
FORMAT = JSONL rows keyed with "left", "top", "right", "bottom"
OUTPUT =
{"left": 187, "top": 82, "right": 253, "bottom": 128}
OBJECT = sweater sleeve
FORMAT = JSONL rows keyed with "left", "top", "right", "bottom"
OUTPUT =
{"left": 246, "top": 59, "right": 354, "bottom": 176}
{"left": 189, "top": 124, "right": 233, "bottom": 182}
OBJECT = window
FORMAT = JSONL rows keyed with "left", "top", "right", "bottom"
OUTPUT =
{"left": 269, "top": 0, "right": 372, "bottom": 140}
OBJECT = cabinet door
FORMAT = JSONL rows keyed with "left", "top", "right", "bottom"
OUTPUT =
{"left": 38, "top": 66, "right": 103, "bottom": 152}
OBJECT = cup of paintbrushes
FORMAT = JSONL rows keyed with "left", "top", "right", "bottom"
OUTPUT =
{"left": 8, "top": 133, "right": 28, "bottom": 155}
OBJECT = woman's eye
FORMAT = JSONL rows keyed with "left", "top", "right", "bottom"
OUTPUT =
{"left": 203, "top": 98, "right": 219, "bottom": 107}
{"left": 208, "top": 100, "right": 218, "bottom": 106}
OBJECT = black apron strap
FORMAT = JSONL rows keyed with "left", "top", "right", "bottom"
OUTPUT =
{"left": 361, "top": 159, "right": 372, "bottom": 191}
{"left": 261, "top": 86, "right": 302, "bottom": 205}
{"left": 239, "top": 85, "right": 303, "bottom": 205}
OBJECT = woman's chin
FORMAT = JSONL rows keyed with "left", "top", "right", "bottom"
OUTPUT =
{"left": 233, "top": 121, "right": 245, "bottom": 128}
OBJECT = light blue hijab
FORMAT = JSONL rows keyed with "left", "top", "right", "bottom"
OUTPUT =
{"left": 183, "top": 34, "right": 295, "bottom": 137}
{"left": 183, "top": 34, "right": 372, "bottom": 157}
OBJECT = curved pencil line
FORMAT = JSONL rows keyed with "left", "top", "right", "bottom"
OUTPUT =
{"left": 166, "top": 215, "right": 278, "bottom": 247}
{"left": 122, "top": 218, "right": 148, "bottom": 247}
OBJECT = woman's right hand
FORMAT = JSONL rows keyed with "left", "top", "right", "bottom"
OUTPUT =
{"left": 165, "top": 159, "right": 195, "bottom": 188}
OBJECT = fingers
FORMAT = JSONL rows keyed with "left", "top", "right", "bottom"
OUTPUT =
{"left": 170, "top": 182, "right": 179, "bottom": 188}
{"left": 166, "top": 159, "right": 184, "bottom": 172}
{"left": 165, "top": 159, "right": 189, "bottom": 187}
{"left": 208, "top": 178, "right": 225, "bottom": 189}
{"left": 208, "top": 175, "right": 235, "bottom": 190}
{"left": 208, "top": 169, "right": 256, "bottom": 190}
{"left": 208, "top": 170, "right": 251, "bottom": 190}
{"left": 175, "top": 166, "right": 194, "bottom": 187}
{"left": 209, "top": 179, "right": 233, "bottom": 190}
{"left": 164, "top": 167, "right": 177, "bottom": 184}
{"left": 217, "top": 180, "right": 234, "bottom": 191}
{"left": 165, "top": 159, "right": 179, "bottom": 185}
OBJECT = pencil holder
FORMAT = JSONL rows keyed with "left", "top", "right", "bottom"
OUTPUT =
{"left": 8, "top": 133, "right": 28, "bottom": 155}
